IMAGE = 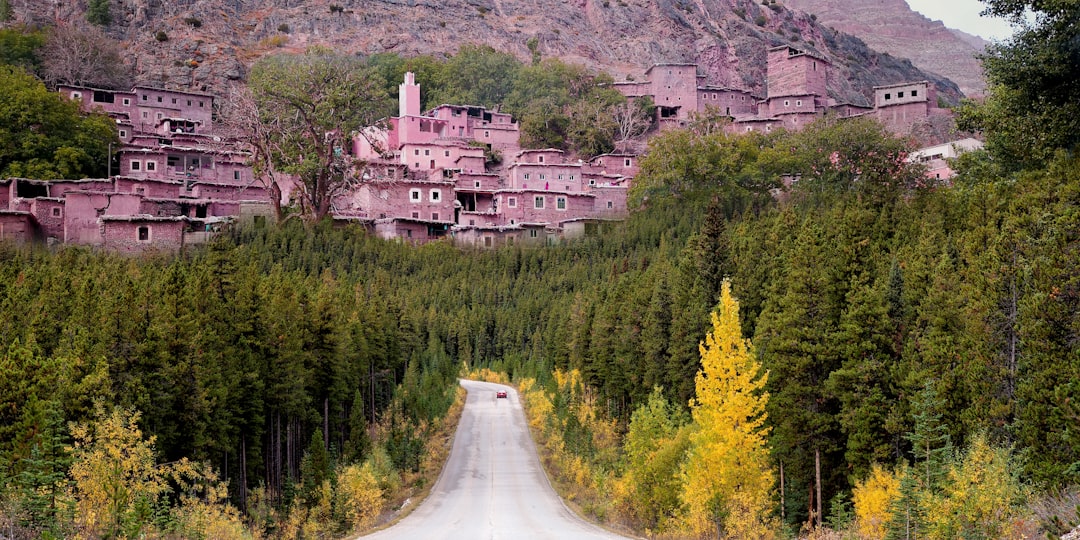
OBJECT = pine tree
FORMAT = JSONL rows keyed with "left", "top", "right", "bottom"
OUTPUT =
{"left": 753, "top": 217, "right": 843, "bottom": 527}
{"left": 344, "top": 389, "right": 371, "bottom": 463}
{"left": 826, "top": 272, "right": 899, "bottom": 481}
{"left": 301, "top": 428, "right": 331, "bottom": 500}
{"left": 680, "top": 280, "right": 773, "bottom": 538}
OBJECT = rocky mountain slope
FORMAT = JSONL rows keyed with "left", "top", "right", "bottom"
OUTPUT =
{"left": 783, "top": 0, "right": 989, "bottom": 96}
{"left": 9, "top": 0, "right": 962, "bottom": 106}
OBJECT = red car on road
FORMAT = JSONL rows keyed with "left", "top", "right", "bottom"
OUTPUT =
{"left": 496, "top": 391, "right": 508, "bottom": 399}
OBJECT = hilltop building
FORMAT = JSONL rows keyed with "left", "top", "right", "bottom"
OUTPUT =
{"left": 341, "top": 72, "right": 632, "bottom": 247}
{"left": 2, "top": 72, "right": 633, "bottom": 250}
{"left": 0, "top": 85, "right": 277, "bottom": 251}
{"left": 613, "top": 46, "right": 948, "bottom": 137}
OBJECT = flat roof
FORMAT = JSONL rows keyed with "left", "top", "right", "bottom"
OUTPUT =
{"left": 873, "top": 81, "right": 930, "bottom": 90}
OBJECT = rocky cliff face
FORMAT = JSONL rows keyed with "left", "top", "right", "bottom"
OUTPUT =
{"left": 10, "top": 0, "right": 962, "bottom": 105}
{"left": 782, "top": 0, "right": 988, "bottom": 96}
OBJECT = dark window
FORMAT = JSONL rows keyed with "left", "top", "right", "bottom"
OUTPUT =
{"left": 52, "top": 207, "right": 61, "bottom": 217}
{"left": 146, "top": 161, "right": 156, "bottom": 171}
{"left": 885, "top": 93, "right": 892, "bottom": 100}
{"left": 131, "top": 161, "right": 141, "bottom": 171}
{"left": 138, "top": 226, "right": 150, "bottom": 241}
{"left": 911, "top": 90, "right": 918, "bottom": 97}
{"left": 898, "top": 91, "right": 905, "bottom": 98}
{"left": 157, "top": 96, "right": 162, "bottom": 103}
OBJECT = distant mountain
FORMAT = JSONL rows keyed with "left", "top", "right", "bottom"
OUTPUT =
{"left": 782, "top": 0, "right": 989, "bottom": 96}
{"left": 10, "top": 0, "right": 962, "bottom": 104}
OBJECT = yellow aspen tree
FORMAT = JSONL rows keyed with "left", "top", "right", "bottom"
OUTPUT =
{"left": 681, "top": 279, "right": 774, "bottom": 539}
{"left": 335, "top": 462, "right": 383, "bottom": 532}
{"left": 68, "top": 406, "right": 168, "bottom": 539}
{"left": 852, "top": 464, "right": 904, "bottom": 540}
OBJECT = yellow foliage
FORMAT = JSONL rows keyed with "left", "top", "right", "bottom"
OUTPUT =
{"left": 68, "top": 406, "right": 169, "bottom": 539}
{"left": 336, "top": 462, "right": 383, "bottom": 532}
{"left": 522, "top": 377, "right": 554, "bottom": 431}
{"left": 680, "top": 280, "right": 774, "bottom": 539}
{"left": 919, "top": 433, "right": 1026, "bottom": 540}
{"left": 853, "top": 464, "right": 903, "bottom": 540}
{"left": 169, "top": 459, "right": 256, "bottom": 539}
{"left": 466, "top": 367, "right": 511, "bottom": 384}
{"left": 257, "top": 34, "right": 289, "bottom": 48}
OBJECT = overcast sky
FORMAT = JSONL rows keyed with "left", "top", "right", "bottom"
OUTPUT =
{"left": 905, "top": 0, "right": 1016, "bottom": 41}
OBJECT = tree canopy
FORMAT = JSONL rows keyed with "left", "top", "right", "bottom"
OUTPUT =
{"left": 0, "top": 65, "right": 117, "bottom": 180}
{"left": 956, "top": 0, "right": 1080, "bottom": 168}
{"left": 248, "top": 49, "right": 393, "bottom": 222}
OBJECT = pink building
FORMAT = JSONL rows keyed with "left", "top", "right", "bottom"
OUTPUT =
{"left": 59, "top": 85, "right": 214, "bottom": 135}
{"left": 343, "top": 73, "right": 634, "bottom": 246}
{"left": 873, "top": 81, "right": 943, "bottom": 135}
{"left": 613, "top": 63, "right": 759, "bottom": 128}
{"left": 357, "top": 73, "right": 521, "bottom": 169}
{"left": 0, "top": 85, "right": 277, "bottom": 250}
{"left": 766, "top": 46, "right": 828, "bottom": 101}
{"left": 907, "top": 137, "right": 983, "bottom": 181}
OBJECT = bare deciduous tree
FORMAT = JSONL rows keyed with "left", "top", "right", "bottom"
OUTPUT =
{"left": 218, "top": 84, "right": 289, "bottom": 222}
{"left": 613, "top": 96, "right": 655, "bottom": 151}
{"left": 41, "top": 22, "right": 131, "bottom": 90}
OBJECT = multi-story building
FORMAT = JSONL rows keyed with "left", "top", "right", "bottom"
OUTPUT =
{"left": 0, "top": 84, "right": 276, "bottom": 251}
{"left": 613, "top": 48, "right": 948, "bottom": 137}
{"left": 343, "top": 73, "right": 633, "bottom": 246}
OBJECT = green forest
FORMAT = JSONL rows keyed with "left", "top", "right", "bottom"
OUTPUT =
{"left": 1, "top": 0, "right": 1079, "bottom": 537}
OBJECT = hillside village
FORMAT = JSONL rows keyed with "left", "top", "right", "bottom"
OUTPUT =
{"left": 0, "top": 47, "right": 963, "bottom": 250}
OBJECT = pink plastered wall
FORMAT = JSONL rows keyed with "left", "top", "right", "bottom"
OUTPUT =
{"left": 103, "top": 219, "right": 184, "bottom": 253}
{"left": 767, "top": 47, "right": 828, "bottom": 100}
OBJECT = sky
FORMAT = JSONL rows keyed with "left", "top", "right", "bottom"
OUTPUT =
{"left": 905, "top": 0, "right": 1016, "bottom": 41}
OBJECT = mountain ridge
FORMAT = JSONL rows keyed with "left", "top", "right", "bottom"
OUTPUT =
{"left": 9, "top": 0, "right": 964, "bottom": 105}
{"left": 782, "top": 0, "right": 988, "bottom": 96}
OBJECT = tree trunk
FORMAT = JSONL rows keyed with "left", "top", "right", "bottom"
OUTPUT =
{"left": 779, "top": 460, "right": 785, "bottom": 522}
{"left": 815, "top": 447, "right": 822, "bottom": 528}
{"left": 240, "top": 435, "right": 247, "bottom": 511}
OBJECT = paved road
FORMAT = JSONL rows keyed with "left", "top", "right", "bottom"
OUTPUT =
{"left": 361, "top": 379, "right": 630, "bottom": 540}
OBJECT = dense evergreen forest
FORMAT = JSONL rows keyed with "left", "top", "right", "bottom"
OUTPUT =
{"left": 2, "top": 0, "right": 1080, "bottom": 537}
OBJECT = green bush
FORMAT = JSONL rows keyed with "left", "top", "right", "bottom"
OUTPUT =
{"left": 154, "top": 30, "right": 168, "bottom": 42}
